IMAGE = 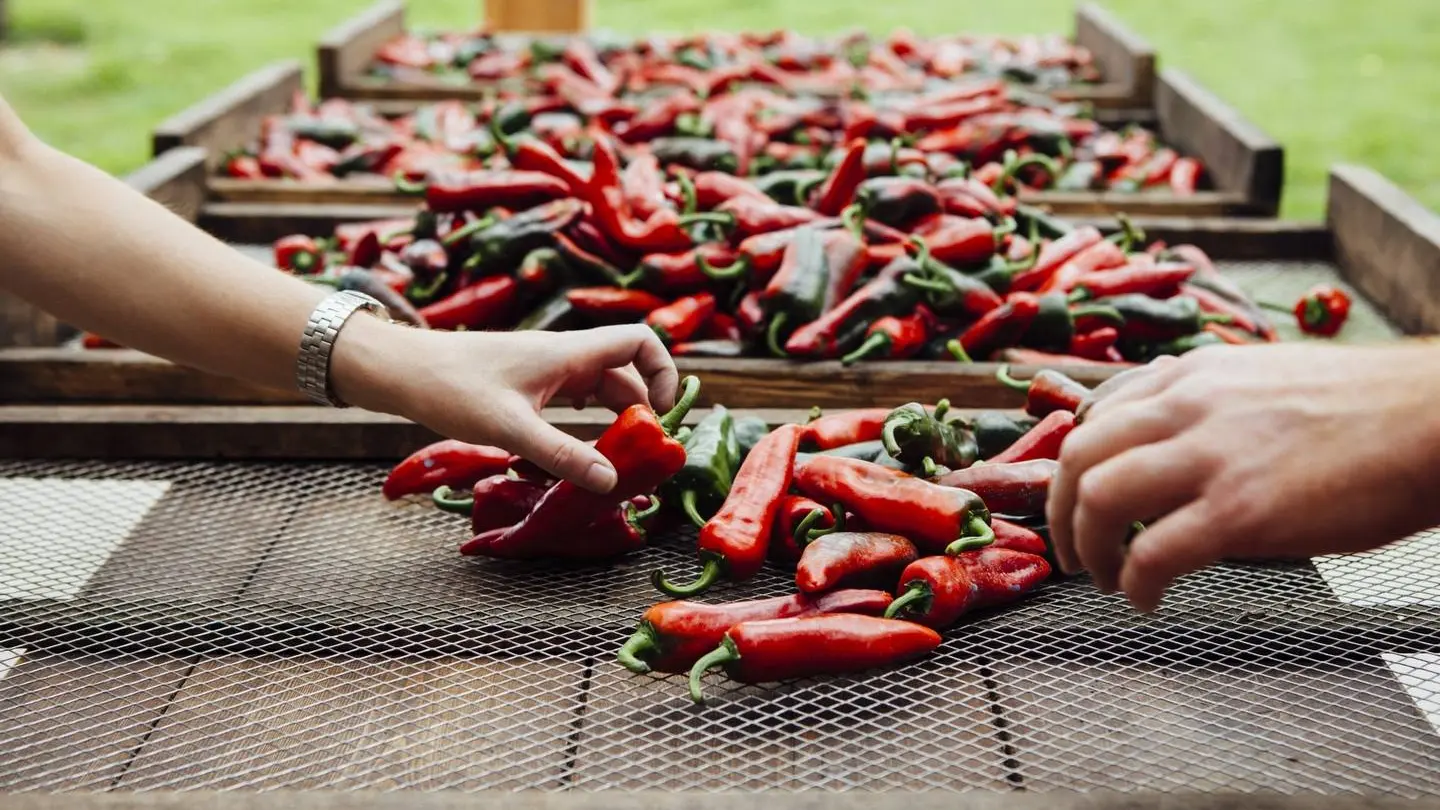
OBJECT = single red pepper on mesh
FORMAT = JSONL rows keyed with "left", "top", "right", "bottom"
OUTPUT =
{"left": 883, "top": 549, "right": 1051, "bottom": 629}
{"left": 418, "top": 275, "right": 519, "bottom": 331}
{"left": 653, "top": 424, "right": 803, "bottom": 597}
{"left": 382, "top": 440, "right": 513, "bottom": 500}
{"left": 801, "top": 408, "right": 895, "bottom": 450}
{"left": 935, "top": 459, "right": 1058, "bottom": 529}
{"left": 771, "top": 495, "right": 845, "bottom": 563}
{"left": 840, "top": 306, "right": 934, "bottom": 365}
{"left": 432, "top": 475, "right": 547, "bottom": 535}
{"left": 617, "top": 589, "right": 894, "bottom": 675}
{"left": 687, "top": 614, "right": 942, "bottom": 702}
{"left": 1277, "top": 284, "right": 1352, "bottom": 337}
{"left": 395, "top": 171, "right": 571, "bottom": 213}
{"left": 464, "top": 377, "right": 701, "bottom": 558}
{"left": 647, "top": 292, "right": 716, "bottom": 344}
{"left": 996, "top": 365, "right": 1093, "bottom": 417}
{"left": 1068, "top": 261, "right": 1195, "bottom": 300}
{"left": 274, "top": 235, "right": 326, "bottom": 274}
{"left": 1167, "top": 245, "right": 1277, "bottom": 340}
{"left": 992, "top": 518, "right": 1050, "bottom": 557}
{"left": 793, "top": 455, "right": 994, "bottom": 555}
{"left": 462, "top": 495, "right": 660, "bottom": 559}
{"left": 950, "top": 292, "right": 1042, "bottom": 360}
{"left": 567, "top": 287, "right": 668, "bottom": 321}
{"left": 811, "top": 138, "right": 869, "bottom": 216}
{"left": 984, "top": 411, "right": 1075, "bottom": 465}
{"left": 1068, "top": 326, "right": 1120, "bottom": 360}
{"left": 796, "top": 532, "right": 919, "bottom": 595}
{"left": 1170, "top": 157, "right": 1202, "bottom": 195}
{"left": 1010, "top": 226, "right": 1104, "bottom": 292}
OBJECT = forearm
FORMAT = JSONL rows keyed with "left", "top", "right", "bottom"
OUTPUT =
{"left": 0, "top": 98, "right": 403, "bottom": 407}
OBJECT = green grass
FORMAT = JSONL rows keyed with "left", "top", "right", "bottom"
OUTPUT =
{"left": 5, "top": 0, "right": 1438, "bottom": 219}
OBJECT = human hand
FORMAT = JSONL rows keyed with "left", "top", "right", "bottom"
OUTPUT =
{"left": 1045, "top": 342, "right": 1440, "bottom": 613}
{"left": 333, "top": 320, "right": 679, "bottom": 494}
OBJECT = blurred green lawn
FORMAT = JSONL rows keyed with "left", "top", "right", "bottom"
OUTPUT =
{"left": 4, "top": 0, "right": 1438, "bottom": 219}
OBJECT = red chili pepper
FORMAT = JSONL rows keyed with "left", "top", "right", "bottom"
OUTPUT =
{"left": 587, "top": 136, "right": 728, "bottom": 253}
{"left": 801, "top": 408, "right": 894, "bottom": 450}
{"left": 1038, "top": 239, "right": 1129, "bottom": 295}
{"left": 1170, "top": 157, "right": 1202, "bottom": 195}
{"left": 953, "top": 292, "right": 1042, "bottom": 360}
{"left": 1202, "top": 322, "right": 1257, "bottom": 345}
{"left": 996, "top": 365, "right": 1092, "bottom": 417}
{"left": 382, "top": 440, "right": 513, "bottom": 500}
{"left": 992, "top": 517, "right": 1049, "bottom": 557}
{"left": 784, "top": 257, "right": 918, "bottom": 358}
{"left": 916, "top": 216, "right": 1003, "bottom": 267}
{"left": 463, "top": 495, "right": 659, "bottom": 559}
{"left": 718, "top": 196, "right": 831, "bottom": 240}
{"left": 224, "top": 154, "right": 265, "bottom": 179}
{"left": 840, "top": 306, "right": 934, "bottom": 365}
{"left": 688, "top": 172, "right": 771, "bottom": 210}
{"left": 712, "top": 223, "right": 842, "bottom": 286}
{"left": 795, "top": 532, "right": 919, "bottom": 595}
{"left": 1286, "top": 284, "right": 1352, "bottom": 337}
{"left": 1068, "top": 326, "right": 1120, "bottom": 360}
{"left": 1068, "top": 261, "right": 1194, "bottom": 300}
{"left": 1181, "top": 284, "right": 1270, "bottom": 340}
{"left": 567, "top": 287, "right": 668, "bottom": 322}
{"left": 883, "top": 549, "right": 1051, "bottom": 629}
{"left": 736, "top": 290, "right": 766, "bottom": 334}
{"left": 771, "top": 496, "right": 845, "bottom": 564}
{"left": 463, "top": 378, "right": 700, "bottom": 558}
{"left": 418, "top": 275, "right": 519, "bottom": 331}
{"left": 397, "top": 171, "right": 571, "bottom": 213}
{"left": 635, "top": 244, "right": 733, "bottom": 292}
{"left": 622, "top": 153, "right": 670, "bottom": 221}
{"left": 984, "top": 412, "right": 1075, "bottom": 465}
{"left": 995, "top": 348, "right": 1134, "bottom": 367}
{"left": 507, "top": 139, "right": 589, "bottom": 196}
{"left": 273, "top": 234, "right": 326, "bottom": 274}
{"left": 375, "top": 34, "right": 433, "bottom": 69}
{"left": 432, "top": 475, "right": 547, "bottom": 535}
{"left": 1010, "top": 226, "right": 1104, "bottom": 292}
{"left": 903, "top": 95, "right": 1004, "bottom": 133}
{"left": 811, "top": 138, "right": 868, "bottom": 216}
{"left": 793, "top": 455, "right": 993, "bottom": 555}
{"left": 1168, "top": 245, "right": 1277, "bottom": 340}
{"left": 654, "top": 424, "right": 803, "bottom": 597}
{"left": 618, "top": 589, "right": 894, "bottom": 675}
{"left": 346, "top": 230, "right": 382, "bottom": 269}
{"left": 704, "top": 312, "right": 741, "bottom": 342}
{"left": 646, "top": 292, "right": 716, "bottom": 344}
{"left": 562, "top": 39, "right": 620, "bottom": 95}
{"left": 935, "top": 459, "right": 1057, "bottom": 523}
{"left": 687, "top": 614, "right": 942, "bottom": 703}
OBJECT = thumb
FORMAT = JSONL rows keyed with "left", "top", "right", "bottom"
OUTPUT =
{"left": 505, "top": 412, "right": 618, "bottom": 494}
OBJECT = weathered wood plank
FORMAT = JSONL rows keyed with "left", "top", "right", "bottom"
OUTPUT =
{"left": 1328, "top": 164, "right": 1440, "bottom": 336}
{"left": 151, "top": 61, "right": 303, "bottom": 167}
{"left": 1154, "top": 68, "right": 1284, "bottom": 216}
{"left": 207, "top": 176, "right": 416, "bottom": 206}
{"left": 316, "top": 0, "right": 406, "bottom": 100}
{"left": 486, "top": 0, "right": 589, "bottom": 33}
{"left": 1065, "top": 2, "right": 1156, "bottom": 109}
{"left": 1071, "top": 216, "right": 1332, "bottom": 260}
{"left": 199, "top": 201, "right": 417, "bottom": 243}
{"left": 1021, "top": 190, "right": 1248, "bottom": 217}
{"left": 123, "top": 147, "right": 209, "bottom": 224}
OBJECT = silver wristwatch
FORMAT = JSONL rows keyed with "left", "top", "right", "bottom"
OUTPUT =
{"left": 296, "top": 290, "right": 390, "bottom": 407}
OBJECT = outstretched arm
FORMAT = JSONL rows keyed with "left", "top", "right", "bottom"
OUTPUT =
{"left": 0, "top": 95, "right": 677, "bottom": 493}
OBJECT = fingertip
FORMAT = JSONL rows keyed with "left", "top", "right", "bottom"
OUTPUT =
{"left": 581, "top": 460, "right": 619, "bottom": 494}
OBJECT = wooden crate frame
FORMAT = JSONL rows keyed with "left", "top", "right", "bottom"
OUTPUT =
{"left": 317, "top": 1, "right": 1155, "bottom": 109}
{"left": 146, "top": 54, "right": 1278, "bottom": 219}
{"left": 0, "top": 163, "right": 1434, "bottom": 439}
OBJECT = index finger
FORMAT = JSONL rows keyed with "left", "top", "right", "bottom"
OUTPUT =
{"left": 1076, "top": 355, "right": 1181, "bottom": 424}
{"left": 577, "top": 325, "right": 680, "bottom": 413}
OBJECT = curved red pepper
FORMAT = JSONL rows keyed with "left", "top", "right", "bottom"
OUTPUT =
{"left": 718, "top": 196, "right": 831, "bottom": 240}
{"left": 618, "top": 588, "right": 893, "bottom": 675}
{"left": 811, "top": 138, "right": 869, "bottom": 216}
{"left": 935, "top": 458, "right": 1057, "bottom": 525}
{"left": 462, "top": 495, "right": 658, "bottom": 559}
{"left": 1010, "top": 226, "right": 1104, "bottom": 292}
{"left": 654, "top": 423, "right": 803, "bottom": 597}
{"left": 996, "top": 365, "right": 1092, "bottom": 417}
{"left": 506, "top": 139, "right": 589, "bottom": 195}
{"left": 953, "top": 292, "right": 1042, "bottom": 360}
{"left": 1068, "top": 260, "right": 1194, "bottom": 300}
{"left": 801, "top": 408, "right": 894, "bottom": 450}
{"left": 1068, "top": 326, "right": 1120, "bottom": 360}
{"left": 646, "top": 292, "right": 716, "bottom": 344}
{"left": 566, "top": 287, "right": 668, "bottom": 321}
{"left": 689, "top": 172, "right": 771, "bottom": 209}
{"left": 418, "top": 275, "right": 519, "bottom": 332}
{"left": 638, "top": 244, "right": 737, "bottom": 292}
{"left": 984, "top": 411, "right": 1075, "bottom": 465}
{"left": 795, "top": 532, "right": 919, "bottom": 595}
{"left": 432, "top": 475, "right": 547, "bottom": 535}
{"left": 840, "top": 306, "right": 934, "bottom": 365}
{"left": 399, "top": 170, "right": 572, "bottom": 213}
{"left": 382, "top": 440, "right": 512, "bottom": 500}
{"left": 883, "top": 548, "right": 1051, "bottom": 629}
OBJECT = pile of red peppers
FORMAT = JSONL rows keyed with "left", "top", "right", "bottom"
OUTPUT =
{"left": 378, "top": 369, "right": 1144, "bottom": 703}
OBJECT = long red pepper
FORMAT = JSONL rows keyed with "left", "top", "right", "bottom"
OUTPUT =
{"left": 1010, "top": 226, "right": 1103, "bottom": 292}
{"left": 463, "top": 377, "right": 700, "bottom": 558}
{"left": 1067, "top": 260, "right": 1194, "bottom": 300}
{"left": 883, "top": 549, "right": 1051, "bottom": 629}
{"left": 984, "top": 411, "right": 1075, "bottom": 465}
{"left": 646, "top": 292, "right": 716, "bottom": 344}
{"left": 617, "top": 589, "right": 894, "bottom": 674}
{"left": 811, "top": 138, "right": 868, "bottom": 215}
{"left": 687, "top": 614, "right": 942, "bottom": 703}
{"left": 795, "top": 532, "right": 919, "bottom": 594}
{"left": 1068, "top": 326, "right": 1120, "bottom": 360}
{"left": 1038, "top": 238, "right": 1130, "bottom": 295}
{"left": 462, "top": 495, "right": 659, "bottom": 559}
{"left": 689, "top": 171, "right": 771, "bottom": 209}
{"left": 996, "top": 365, "right": 1092, "bottom": 416}
{"left": 936, "top": 459, "right": 1057, "bottom": 528}
{"left": 995, "top": 348, "right": 1135, "bottom": 367}
{"left": 432, "top": 475, "right": 546, "bottom": 535}
{"left": 801, "top": 408, "right": 895, "bottom": 450}
{"left": 382, "top": 440, "right": 512, "bottom": 500}
{"left": 655, "top": 424, "right": 802, "bottom": 596}
{"left": 792, "top": 455, "right": 993, "bottom": 554}
{"left": 567, "top": 287, "right": 668, "bottom": 321}
{"left": 1181, "top": 284, "right": 1270, "bottom": 340}
{"left": 840, "top": 306, "right": 933, "bottom": 365}
{"left": 396, "top": 170, "right": 571, "bottom": 213}
{"left": 418, "top": 276, "right": 519, "bottom": 331}
{"left": 718, "top": 196, "right": 833, "bottom": 240}
{"left": 951, "top": 293, "right": 1042, "bottom": 360}
{"left": 992, "top": 517, "right": 1050, "bottom": 557}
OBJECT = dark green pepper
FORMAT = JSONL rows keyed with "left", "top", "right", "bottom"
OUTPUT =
{"left": 516, "top": 292, "right": 579, "bottom": 331}
{"left": 649, "top": 137, "right": 738, "bottom": 173}
{"left": 880, "top": 399, "right": 978, "bottom": 472}
{"left": 285, "top": 116, "right": 360, "bottom": 150}
{"left": 1022, "top": 293, "right": 1126, "bottom": 353}
{"left": 855, "top": 177, "right": 943, "bottom": 229}
{"left": 966, "top": 412, "right": 1041, "bottom": 460}
{"left": 732, "top": 417, "right": 770, "bottom": 462}
{"left": 761, "top": 226, "right": 834, "bottom": 355}
{"left": 462, "top": 198, "right": 584, "bottom": 278}
{"left": 753, "top": 169, "right": 827, "bottom": 206}
{"left": 667, "top": 405, "right": 740, "bottom": 527}
{"left": 1014, "top": 203, "right": 1075, "bottom": 239}
{"left": 1098, "top": 293, "right": 1232, "bottom": 342}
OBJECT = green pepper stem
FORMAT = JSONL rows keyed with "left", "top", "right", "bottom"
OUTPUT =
{"left": 652, "top": 556, "right": 724, "bottom": 598}
{"left": 828, "top": 503, "right": 846, "bottom": 534}
{"left": 883, "top": 581, "right": 933, "bottom": 620}
{"left": 793, "top": 175, "right": 825, "bottom": 206}
{"left": 1200, "top": 313, "right": 1235, "bottom": 326}
{"left": 946, "top": 514, "right": 996, "bottom": 555}
{"left": 841, "top": 202, "right": 867, "bottom": 240}
{"left": 992, "top": 216, "right": 1018, "bottom": 241}
{"left": 688, "top": 639, "right": 739, "bottom": 703}
{"left": 901, "top": 274, "right": 953, "bottom": 295}
{"left": 839, "top": 332, "right": 891, "bottom": 366}
{"left": 995, "top": 364, "right": 1033, "bottom": 391}
{"left": 806, "top": 405, "right": 824, "bottom": 424}
{"left": 431, "top": 485, "right": 474, "bottom": 515}
{"left": 1068, "top": 304, "right": 1125, "bottom": 326}
{"left": 792, "top": 508, "right": 828, "bottom": 549}
{"left": 657, "top": 375, "right": 702, "bottom": 435}
{"left": 617, "top": 624, "right": 658, "bottom": 674}
{"left": 921, "top": 456, "right": 940, "bottom": 478}
{"left": 407, "top": 270, "right": 450, "bottom": 304}
{"left": 631, "top": 496, "right": 663, "bottom": 524}
{"left": 946, "top": 339, "right": 973, "bottom": 363}
{"left": 765, "top": 313, "right": 790, "bottom": 358}
{"left": 933, "top": 398, "right": 951, "bottom": 422}
{"left": 677, "top": 211, "right": 736, "bottom": 231}
{"left": 1067, "top": 288, "right": 1090, "bottom": 304}
{"left": 697, "top": 253, "right": 749, "bottom": 281}
{"left": 1105, "top": 213, "right": 1145, "bottom": 253}
{"left": 392, "top": 172, "right": 427, "bottom": 196}
{"left": 993, "top": 150, "right": 1061, "bottom": 194}
{"left": 679, "top": 489, "right": 707, "bottom": 529}
{"left": 440, "top": 215, "right": 495, "bottom": 248}
{"left": 675, "top": 172, "right": 698, "bottom": 215}
{"left": 906, "top": 235, "right": 933, "bottom": 271}
{"left": 880, "top": 420, "right": 905, "bottom": 461}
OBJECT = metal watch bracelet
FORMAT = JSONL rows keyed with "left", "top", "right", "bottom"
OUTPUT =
{"left": 296, "top": 290, "right": 391, "bottom": 408}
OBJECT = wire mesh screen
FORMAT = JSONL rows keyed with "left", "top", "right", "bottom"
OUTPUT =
{"left": 2, "top": 457, "right": 1440, "bottom": 795}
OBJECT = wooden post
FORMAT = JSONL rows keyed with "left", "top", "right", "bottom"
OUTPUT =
{"left": 484, "top": 0, "right": 589, "bottom": 33}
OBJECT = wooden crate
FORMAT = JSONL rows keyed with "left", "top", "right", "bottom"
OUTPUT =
{"left": 318, "top": 1, "right": 1154, "bottom": 109}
